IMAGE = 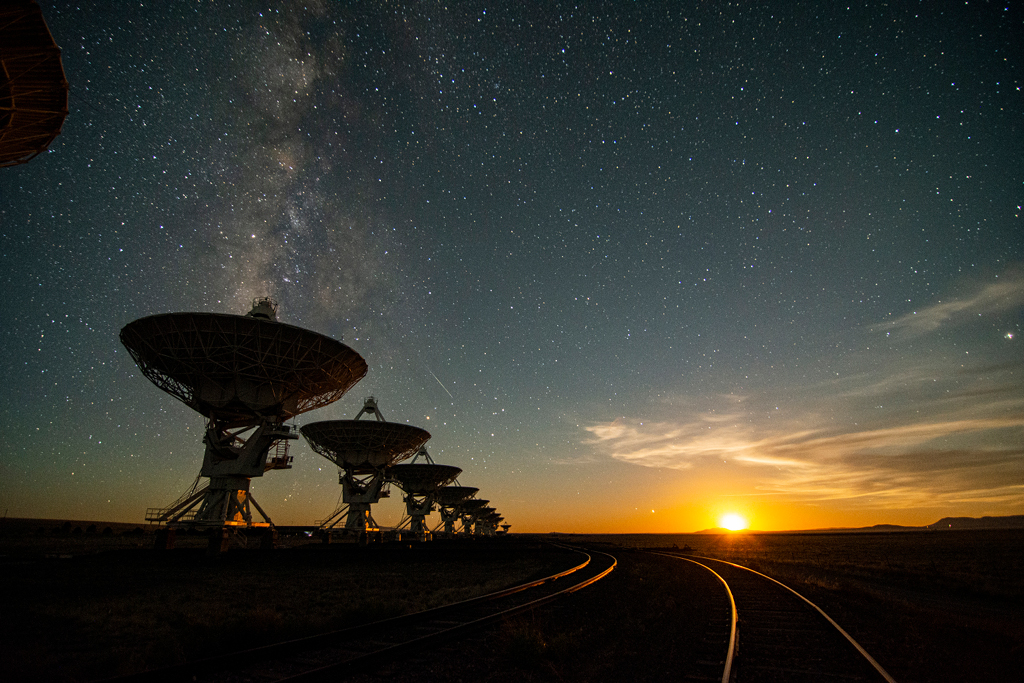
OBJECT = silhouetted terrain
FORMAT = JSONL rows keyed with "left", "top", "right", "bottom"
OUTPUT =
{"left": 926, "top": 515, "right": 1024, "bottom": 530}
{"left": 689, "top": 514, "right": 1024, "bottom": 534}
{"left": 2, "top": 519, "right": 1022, "bottom": 681}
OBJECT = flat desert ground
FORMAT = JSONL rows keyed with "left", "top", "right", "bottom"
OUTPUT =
{"left": 1, "top": 519, "right": 1021, "bottom": 682}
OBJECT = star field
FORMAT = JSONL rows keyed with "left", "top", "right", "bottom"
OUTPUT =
{"left": 1, "top": 1, "right": 1021, "bottom": 532}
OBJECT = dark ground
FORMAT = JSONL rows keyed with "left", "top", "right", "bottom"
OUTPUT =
{"left": 1, "top": 521, "right": 1021, "bottom": 682}
{"left": 346, "top": 549, "right": 728, "bottom": 683}
{"left": 0, "top": 521, "right": 576, "bottom": 682}
{"left": 348, "top": 543, "right": 1023, "bottom": 683}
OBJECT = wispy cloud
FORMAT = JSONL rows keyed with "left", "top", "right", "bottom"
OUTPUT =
{"left": 583, "top": 270, "right": 1024, "bottom": 510}
{"left": 584, "top": 410, "right": 1024, "bottom": 508}
{"left": 871, "top": 273, "right": 1024, "bottom": 338}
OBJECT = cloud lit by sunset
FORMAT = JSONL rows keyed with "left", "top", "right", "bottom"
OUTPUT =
{"left": 584, "top": 276, "right": 1024, "bottom": 528}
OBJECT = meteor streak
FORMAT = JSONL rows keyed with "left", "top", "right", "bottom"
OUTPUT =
{"left": 428, "top": 368, "right": 454, "bottom": 399}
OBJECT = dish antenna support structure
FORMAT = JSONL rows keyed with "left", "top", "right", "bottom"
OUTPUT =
{"left": 121, "top": 298, "right": 366, "bottom": 545}
{"left": 389, "top": 452, "right": 461, "bottom": 541}
{"left": 302, "top": 397, "right": 430, "bottom": 536}
{"left": 432, "top": 486, "right": 479, "bottom": 536}
{"left": 471, "top": 507, "right": 498, "bottom": 536}
{"left": 456, "top": 498, "right": 489, "bottom": 536}
{"left": 480, "top": 512, "right": 504, "bottom": 537}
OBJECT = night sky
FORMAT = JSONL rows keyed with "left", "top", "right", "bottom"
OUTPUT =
{"left": 1, "top": 1, "right": 1021, "bottom": 533}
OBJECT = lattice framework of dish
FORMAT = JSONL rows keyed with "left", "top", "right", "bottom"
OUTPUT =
{"left": 434, "top": 486, "right": 480, "bottom": 506}
{"left": 390, "top": 464, "right": 462, "bottom": 494}
{"left": 120, "top": 312, "right": 367, "bottom": 423}
{"left": 301, "top": 420, "right": 430, "bottom": 473}
{"left": 0, "top": 1, "right": 69, "bottom": 167}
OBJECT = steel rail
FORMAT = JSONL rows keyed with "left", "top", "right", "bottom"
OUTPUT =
{"left": 550, "top": 544, "right": 617, "bottom": 595}
{"left": 658, "top": 552, "right": 897, "bottom": 683}
{"left": 650, "top": 552, "right": 736, "bottom": 683}
{"left": 279, "top": 546, "right": 616, "bottom": 682}
{"left": 102, "top": 545, "right": 609, "bottom": 683}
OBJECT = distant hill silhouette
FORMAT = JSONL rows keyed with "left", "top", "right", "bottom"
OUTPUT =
{"left": 693, "top": 515, "right": 1024, "bottom": 534}
{"left": 925, "top": 515, "right": 1024, "bottom": 530}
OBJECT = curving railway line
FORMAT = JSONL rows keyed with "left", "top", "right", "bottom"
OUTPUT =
{"left": 105, "top": 545, "right": 616, "bottom": 683}
{"left": 96, "top": 543, "right": 899, "bottom": 682}
{"left": 651, "top": 551, "right": 897, "bottom": 683}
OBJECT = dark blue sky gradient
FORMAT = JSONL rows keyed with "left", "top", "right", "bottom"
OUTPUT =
{"left": 1, "top": 1, "right": 1020, "bottom": 531}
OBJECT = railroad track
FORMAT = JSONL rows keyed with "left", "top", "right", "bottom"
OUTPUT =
{"left": 106, "top": 545, "right": 616, "bottom": 683}
{"left": 650, "top": 551, "right": 896, "bottom": 683}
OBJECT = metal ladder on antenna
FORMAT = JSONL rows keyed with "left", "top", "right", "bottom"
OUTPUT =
{"left": 266, "top": 436, "right": 294, "bottom": 470}
{"left": 146, "top": 476, "right": 207, "bottom": 523}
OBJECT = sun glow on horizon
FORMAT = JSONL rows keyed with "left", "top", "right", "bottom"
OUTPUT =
{"left": 720, "top": 513, "right": 749, "bottom": 531}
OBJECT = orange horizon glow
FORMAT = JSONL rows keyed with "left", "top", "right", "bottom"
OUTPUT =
{"left": 719, "top": 513, "right": 749, "bottom": 531}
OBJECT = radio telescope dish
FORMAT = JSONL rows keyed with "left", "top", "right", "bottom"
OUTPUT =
{"left": 479, "top": 512, "right": 503, "bottom": 537}
{"left": 390, "top": 463, "right": 461, "bottom": 541}
{"left": 121, "top": 299, "right": 366, "bottom": 547}
{"left": 390, "top": 464, "right": 461, "bottom": 495}
{"left": 0, "top": 1, "right": 69, "bottom": 167}
{"left": 433, "top": 486, "right": 478, "bottom": 536}
{"left": 121, "top": 311, "right": 367, "bottom": 425}
{"left": 434, "top": 486, "right": 478, "bottom": 506}
{"left": 303, "top": 397, "right": 430, "bottom": 534}
{"left": 456, "top": 498, "right": 488, "bottom": 536}
{"left": 468, "top": 505, "right": 497, "bottom": 536}
{"left": 301, "top": 420, "right": 429, "bottom": 474}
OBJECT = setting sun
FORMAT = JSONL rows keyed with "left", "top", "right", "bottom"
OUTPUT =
{"left": 720, "top": 514, "right": 748, "bottom": 531}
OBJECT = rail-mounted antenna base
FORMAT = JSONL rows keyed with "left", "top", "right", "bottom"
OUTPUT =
{"left": 360, "top": 529, "right": 385, "bottom": 545}
{"left": 207, "top": 527, "right": 231, "bottom": 555}
{"left": 146, "top": 477, "right": 274, "bottom": 531}
{"left": 332, "top": 471, "right": 385, "bottom": 532}
{"left": 403, "top": 495, "right": 434, "bottom": 540}
{"left": 154, "top": 527, "right": 176, "bottom": 550}
{"left": 190, "top": 476, "right": 274, "bottom": 527}
{"left": 343, "top": 503, "right": 380, "bottom": 533}
{"left": 402, "top": 530, "right": 433, "bottom": 542}
{"left": 258, "top": 527, "right": 278, "bottom": 550}
{"left": 147, "top": 421, "right": 295, "bottom": 531}
{"left": 202, "top": 525, "right": 277, "bottom": 555}
{"left": 437, "top": 508, "right": 461, "bottom": 535}
{"left": 318, "top": 527, "right": 381, "bottom": 545}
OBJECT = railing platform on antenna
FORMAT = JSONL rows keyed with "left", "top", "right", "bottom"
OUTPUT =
{"left": 265, "top": 432, "right": 295, "bottom": 470}
{"left": 146, "top": 509, "right": 198, "bottom": 524}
